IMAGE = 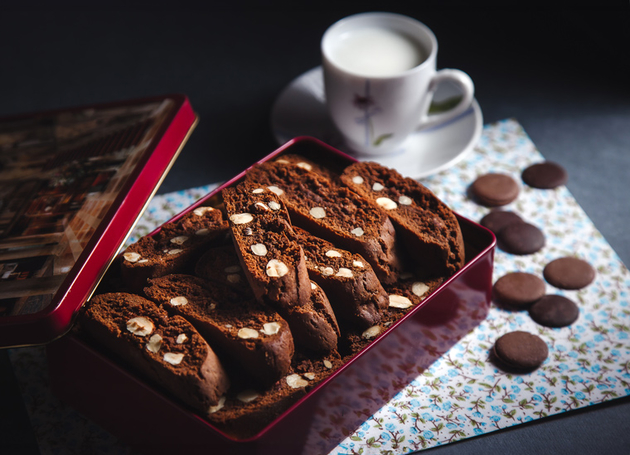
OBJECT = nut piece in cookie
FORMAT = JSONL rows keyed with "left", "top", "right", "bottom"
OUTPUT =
{"left": 120, "top": 206, "right": 229, "bottom": 292}
{"left": 195, "top": 245, "right": 253, "bottom": 295}
{"left": 223, "top": 182, "right": 340, "bottom": 353}
{"left": 293, "top": 225, "right": 388, "bottom": 329}
{"left": 341, "top": 161, "right": 465, "bottom": 279}
{"left": 79, "top": 292, "right": 230, "bottom": 413}
{"left": 244, "top": 159, "right": 403, "bottom": 284}
{"left": 144, "top": 274, "right": 294, "bottom": 388}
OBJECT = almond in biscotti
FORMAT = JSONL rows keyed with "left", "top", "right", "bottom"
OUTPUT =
{"left": 79, "top": 292, "right": 230, "bottom": 414}
{"left": 382, "top": 274, "right": 445, "bottom": 313}
{"left": 143, "top": 274, "right": 295, "bottom": 388}
{"left": 271, "top": 154, "right": 338, "bottom": 180}
{"left": 243, "top": 159, "right": 403, "bottom": 284}
{"left": 120, "top": 204, "right": 229, "bottom": 292}
{"left": 292, "top": 226, "right": 388, "bottom": 329}
{"left": 222, "top": 182, "right": 340, "bottom": 353}
{"left": 340, "top": 161, "right": 465, "bottom": 279}
{"left": 223, "top": 183, "right": 310, "bottom": 308}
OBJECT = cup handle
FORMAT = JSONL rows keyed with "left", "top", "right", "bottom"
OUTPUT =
{"left": 417, "top": 69, "right": 475, "bottom": 130}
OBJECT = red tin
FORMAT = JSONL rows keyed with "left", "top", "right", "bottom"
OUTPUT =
{"left": 0, "top": 94, "right": 197, "bottom": 348}
{"left": 46, "top": 136, "right": 495, "bottom": 454}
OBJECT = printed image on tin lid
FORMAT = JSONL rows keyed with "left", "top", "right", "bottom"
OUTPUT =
{"left": 0, "top": 95, "right": 197, "bottom": 348}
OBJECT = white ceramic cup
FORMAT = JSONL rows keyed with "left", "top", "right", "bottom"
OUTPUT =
{"left": 321, "top": 12, "right": 474, "bottom": 156}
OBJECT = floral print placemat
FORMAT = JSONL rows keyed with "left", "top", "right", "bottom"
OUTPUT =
{"left": 8, "top": 119, "right": 630, "bottom": 455}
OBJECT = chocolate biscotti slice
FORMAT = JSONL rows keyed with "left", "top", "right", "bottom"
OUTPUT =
{"left": 222, "top": 183, "right": 310, "bottom": 307}
{"left": 195, "top": 245, "right": 253, "bottom": 295}
{"left": 206, "top": 349, "right": 344, "bottom": 440}
{"left": 293, "top": 226, "right": 387, "bottom": 328}
{"left": 341, "top": 161, "right": 465, "bottom": 278}
{"left": 79, "top": 292, "right": 230, "bottom": 414}
{"left": 271, "top": 153, "right": 337, "bottom": 181}
{"left": 144, "top": 274, "right": 294, "bottom": 388}
{"left": 383, "top": 273, "right": 445, "bottom": 314}
{"left": 222, "top": 182, "right": 339, "bottom": 352}
{"left": 120, "top": 206, "right": 229, "bottom": 292}
{"left": 292, "top": 279, "right": 340, "bottom": 352}
{"left": 244, "top": 160, "right": 402, "bottom": 284}
{"left": 157, "top": 205, "right": 230, "bottom": 251}
{"left": 197, "top": 244, "right": 341, "bottom": 351}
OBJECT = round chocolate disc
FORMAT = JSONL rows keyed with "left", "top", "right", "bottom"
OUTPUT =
{"left": 480, "top": 210, "right": 523, "bottom": 235}
{"left": 529, "top": 294, "right": 579, "bottom": 327}
{"left": 493, "top": 331, "right": 548, "bottom": 371}
{"left": 493, "top": 272, "right": 546, "bottom": 309}
{"left": 469, "top": 173, "right": 520, "bottom": 207}
{"left": 543, "top": 256, "right": 596, "bottom": 290}
{"left": 497, "top": 222, "right": 545, "bottom": 255}
{"left": 522, "top": 161, "right": 568, "bottom": 189}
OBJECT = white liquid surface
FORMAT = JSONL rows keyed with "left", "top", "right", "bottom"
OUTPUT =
{"left": 329, "top": 28, "right": 425, "bottom": 77}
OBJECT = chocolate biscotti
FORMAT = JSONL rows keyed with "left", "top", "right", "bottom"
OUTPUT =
{"left": 222, "top": 183, "right": 310, "bottom": 308}
{"left": 290, "top": 280, "right": 340, "bottom": 352}
{"left": 271, "top": 153, "right": 337, "bottom": 181}
{"left": 222, "top": 182, "right": 340, "bottom": 352}
{"left": 244, "top": 159, "right": 403, "bottom": 284}
{"left": 293, "top": 226, "right": 388, "bottom": 328}
{"left": 80, "top": 292, "right": 230, "bottom": 414}
{"left": 143, "top": 274, "right": 294, "bottom": 388}
{"left": 340, "top": 161, "right": 465, "bottom": 278}
{"left": 383, "top": 273, "right": 445, "bottom": 313}
{"left": 194, "top": 245, "right": 250, "bottom": 293}
{"left": 78, "top": 152, "right": 467, "bottom": 439}
{"left": 206, "top": 349, "right": 344, "bottom": 439}
{"left": 197, "top": 242, "right": 341, "bottom": 352}
{"left": 120, "top": 206, "right": 229, "bottom": 292}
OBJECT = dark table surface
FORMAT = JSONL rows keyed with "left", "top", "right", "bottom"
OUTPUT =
{"left": 1, "top": 4, "right": 630, "bottom": 455}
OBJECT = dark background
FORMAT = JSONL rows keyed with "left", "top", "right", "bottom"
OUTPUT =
{"left": 1, "top": 3, "right": 630, "bottom": 454}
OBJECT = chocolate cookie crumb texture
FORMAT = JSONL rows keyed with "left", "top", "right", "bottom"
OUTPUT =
{"left": 143, "top": 273, "right": 294, "bottom": 388}
{"left": 77, "top": 153, "right": 474, "bottom": 440}
{"left": 120, "top": 206, "right": 229, "bottom": 292}
{"left": 340, "top": 161, "right": 465, "bottom": 279}
{"left": 79, "top": 292, "right": 230, "bottom": 413}
{"left": 382, "top": 273, "right": 444, "bottom": 314}
{"left": 244, "top": 159, "right": 403, "bottom": 284}
{"left": 222, "top": 182, "right": 340, "bottom": 353}
{"left": 194, "top": 245, "right": 254, "bottom": 296}
{"left": 292, "top": 225, "right": 388, "bottom": 329}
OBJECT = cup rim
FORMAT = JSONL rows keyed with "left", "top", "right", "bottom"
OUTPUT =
{"left": 321, "top": 11, "right": 438, "bottom": 79}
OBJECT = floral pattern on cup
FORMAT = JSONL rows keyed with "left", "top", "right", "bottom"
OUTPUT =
{"left": 353, "top": 80, "right": 392, "bottom": 148}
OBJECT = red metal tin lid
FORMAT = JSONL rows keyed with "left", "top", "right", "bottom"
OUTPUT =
{"left": 0, "top": 94, "right": 197, "bottom": 348}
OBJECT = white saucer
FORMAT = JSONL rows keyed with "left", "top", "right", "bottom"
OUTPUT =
{"left": 270, "top": 66, "right": 483, "bottom": 179}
